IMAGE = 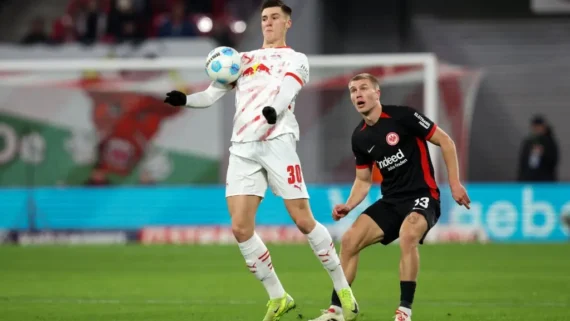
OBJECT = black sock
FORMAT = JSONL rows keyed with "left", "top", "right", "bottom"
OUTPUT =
{"left": 400, "top": 281, "right": 416, "bottom": 309}
{"left": 331, "top": 288, "right": 341, "bottom": 308}
{"left": 331, "top": 282, "right": 353, "bottom": 308}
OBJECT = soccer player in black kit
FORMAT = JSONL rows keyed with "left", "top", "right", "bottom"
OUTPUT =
{"left": 309, "top": 73, "right": 471, "bottom": 321}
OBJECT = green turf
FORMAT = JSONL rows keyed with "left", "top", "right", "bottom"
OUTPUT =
{"left": 0, "top": 243, "right": 569, "bottom": 321}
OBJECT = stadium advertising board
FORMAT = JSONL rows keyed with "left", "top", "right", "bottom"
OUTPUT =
{"left": 0, "top": 184, "right": 568, "bottom": 244}
{"left": 0, "top": 39, "right": 223, "bottom": 187}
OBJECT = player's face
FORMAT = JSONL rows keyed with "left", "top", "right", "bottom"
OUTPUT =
{"left": 261, "top": 7, "right": 291, "bottom": 43}
{"left": 349, "top": 79, "right": 381, "bottom": 114}
{"left": 531, "top": 123, "right": 546, "bottom": 136}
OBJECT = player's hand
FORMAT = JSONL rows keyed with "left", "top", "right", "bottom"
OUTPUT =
{"left": 262, "top": 106, "right": 277, "bottom": 124}
{"left": 332, "top": 204, "right": 352, "bottom": 221}
{"left": 164, "top": 90, "right": 187, "bottom": 106}
{"left": 450, "top": 182, "right": 471, "bottom": 209}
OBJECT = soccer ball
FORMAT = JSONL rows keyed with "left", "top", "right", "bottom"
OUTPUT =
{"left": 205, "top": 46, "right": 242, "bottom": 84}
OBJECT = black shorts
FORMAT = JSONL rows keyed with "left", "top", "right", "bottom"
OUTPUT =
{"left": 361, "top": 194, "right": 441, "bottom": 245}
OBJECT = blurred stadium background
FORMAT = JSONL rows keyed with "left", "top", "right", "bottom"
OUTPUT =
{"left": 0, "top": 0, "right": 569, "bottom": 320}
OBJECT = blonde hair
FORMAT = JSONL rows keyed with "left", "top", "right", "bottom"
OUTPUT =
{"left": 349, "top": 73, "right": 380, "bottom": 89}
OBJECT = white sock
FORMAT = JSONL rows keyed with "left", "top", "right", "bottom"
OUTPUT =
{"left": 306, "top": 222, "right": 350, "bottom": 291}
{"left": 238, "top": 233, "right": 286, "bottom": 299}
{"left": 398, "top": 306, "right": 412, "bottom": 316}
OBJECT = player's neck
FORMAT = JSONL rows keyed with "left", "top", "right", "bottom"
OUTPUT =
{"left": 363, "top": 104, "right": 383, "bottom": 126}
{"left": 262, "top": 39, "right": 287, "bottom": 48}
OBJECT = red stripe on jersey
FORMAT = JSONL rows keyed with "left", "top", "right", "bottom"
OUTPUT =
{"left": 236, "top": 115, "right": 262, "bottom": 136}
{"left": 360, "top": 123, "right": 367, "bottom": 131}
{"left": 426, "top": 124, "right": 437, "bottom": 140}
{"left": 233, "top": 87, "right": 265, "bottom": 122}
{"left": 260, "top": 125, "right": 276, "bottom": 140}
{"left": 356, "top": 164, "right": 372, "bottom": 169}
{"left": 285, "top": 72, "right": 303, "bottom": 85}
{"left": 415, "top": 137, "right": 439, "bottom": 200}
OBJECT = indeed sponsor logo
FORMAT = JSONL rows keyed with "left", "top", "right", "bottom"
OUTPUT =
{"left": 376, "top": 149, "right": 407, "bottom": 171}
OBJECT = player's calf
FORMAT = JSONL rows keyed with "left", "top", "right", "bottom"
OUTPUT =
{"left": 228, "top": 195, "right": 286, "bottom": 300}
{"left": 238, "top": 232, "right": 286, "bottom": 300}
{"left": 285, "top": 198, "right": 358, "bottom": 320}
{"left": 284, "top": 199, "right": 347, "bottom": 288}
{"left": 327, "top": 224, "right": 369, "bottom": 310}
{"left": 397, "top": 212, "right": 428, "bottom": 318}
{"left": 328, "top": 214, "right": 385, "bottom": 317}
{"left": 399, "top": 212, "right": 427, "bottom": 281}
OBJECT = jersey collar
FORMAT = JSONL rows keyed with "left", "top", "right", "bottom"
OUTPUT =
{"left": 260, "top": 46, "right": 291, "bottom": 49}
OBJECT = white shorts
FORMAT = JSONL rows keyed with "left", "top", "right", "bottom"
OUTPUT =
{"left": 225, "top": 134, "right": 309, "bottom": 199}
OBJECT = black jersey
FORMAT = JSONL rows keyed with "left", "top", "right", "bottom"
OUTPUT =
{"left": 352, "top": 105, "right": 440, "bottom": 200}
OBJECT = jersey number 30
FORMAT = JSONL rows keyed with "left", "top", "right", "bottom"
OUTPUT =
{"left": 414, "top": 197, "right": 430, "bottom": 208}
{"left": 287, "top": 164, "right": 303, "bottom": 184}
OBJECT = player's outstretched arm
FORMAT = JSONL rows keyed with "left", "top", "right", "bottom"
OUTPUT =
{"left": 333, "top": 166, "right": 373, "bottom": 221}
{"left": 428, "top": 127, "right": 471, "bottom": 208}
{"left": 164, "top": 81, "right": 233, "bottom": 109}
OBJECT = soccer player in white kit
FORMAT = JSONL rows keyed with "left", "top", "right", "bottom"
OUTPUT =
{"left": 163, "top": 1, "right": 359, "bottom": 321}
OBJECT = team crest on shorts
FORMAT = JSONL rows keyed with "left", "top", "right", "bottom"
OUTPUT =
{"left": 386, "top": 132, "right": 399, "bottom": 146}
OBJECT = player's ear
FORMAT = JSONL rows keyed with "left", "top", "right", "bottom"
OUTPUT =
{"left": 286, "top": 17, "right": 292, "bottom": 29}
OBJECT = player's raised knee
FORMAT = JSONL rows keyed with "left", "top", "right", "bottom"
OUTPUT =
{"left": 232, "top": 222, "right": 255, "bottom": 242}
{"left": 399, "top": 212, "right": 427, "bottom": 246}
{"left": 399, "top": 231, "right": 420, "bottom": 248}
{"left": 284, "top": 198, "right": 316, "bottom": 234}
{"left": 340, "top": 229, "right": 361, "bottom": 256}
{"left": 292, "top": 215, "right": 316, "bottom": 234}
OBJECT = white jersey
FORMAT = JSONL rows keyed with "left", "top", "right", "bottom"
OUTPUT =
{"left": 231, "top": 47, "right": 309, "bottom": 142}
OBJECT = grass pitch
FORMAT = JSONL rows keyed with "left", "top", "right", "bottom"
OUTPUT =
{"left": 1, "top": 243, "right": 569, "bottom": 321}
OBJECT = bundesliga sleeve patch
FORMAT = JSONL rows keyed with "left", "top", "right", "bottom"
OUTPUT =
{"left": 296, "top": 64, "right": 309, "bottom": 83}
{"left": 413, "top": 112, "right": 432, "bottom": 130}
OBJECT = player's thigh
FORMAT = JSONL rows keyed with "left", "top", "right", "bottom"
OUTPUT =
{"left": 399, "top": 195, "right": 441, "bottom": 244}
{"left": 363, "top": 199, "right": 406, "bottom": 245}
{"left": 259, "top": 135, "right": 315, "bottom": 231}
{"left": 225, "top": 153, "right": 267, "bottom": 240}
{"left": 260, "top": 134, "right": 309, "bottom": 201}
{"left": 225, "top": 152, "right": 268, "bottom": 198}
{"left": 341, "top": 212, "right": 385, "bottom": 254}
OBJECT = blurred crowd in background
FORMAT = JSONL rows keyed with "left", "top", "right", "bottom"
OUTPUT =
{"left": 0, "top": 0, "right": 568, "bottom": 185}
{"left": 18, "top": 0, "right": 251, "bottom": 47}
{"left": 0, "top": 0, "right": 568, "bottom": 244}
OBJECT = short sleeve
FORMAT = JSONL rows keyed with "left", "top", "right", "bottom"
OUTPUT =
{"left": 396, "top": 106, "right": 438, "bottom": 140}
{"left": 285, "top": 53, "right": 309, "bottom": 86}
{"left": 352, "top": 135, "right": 373, "bottom": 169}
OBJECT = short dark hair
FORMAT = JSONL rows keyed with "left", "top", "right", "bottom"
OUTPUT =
{"left": 349, "top": 73, "right": 380, "bottom": 89}
{"left": 261, "top": 0, "right": 292, "bottom": 16}
{"left": 531, "top": 114, "right": 546, "bottom": 125}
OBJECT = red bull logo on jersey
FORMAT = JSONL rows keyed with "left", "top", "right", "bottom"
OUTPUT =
{"left": 242, "top": 63, "right": 272, "bottom": 77}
